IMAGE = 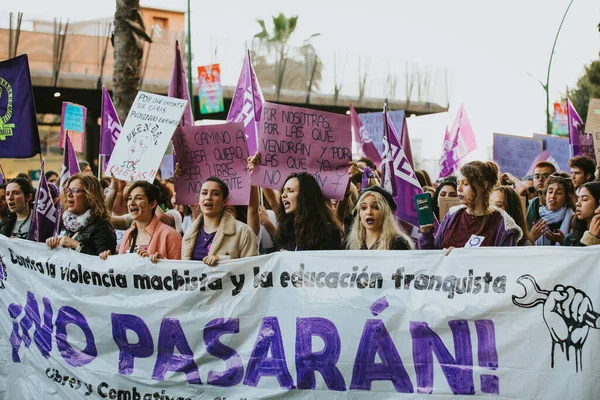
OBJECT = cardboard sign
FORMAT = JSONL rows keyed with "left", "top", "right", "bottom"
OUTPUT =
{"left": 533, "top": 133, "right": 569, "bottom": 173}
{"left": 438, "top": 196, "right": 460, "bottom": 221}
{"left": 358, "top": 110, "right": 405, "bottom": 154}
{"left": 106, "top": 91, "right": 187, "bottom": 182}
{"left": 60, "top": 102, "right": 87, "bottom": 152}
{"left": 493, "top": 133, "right": 543, "bottom": 178}
{"left": 198, "top": 64, "right": 224, "bottom": 114}
{"left": 585, "top": 99, "right": 600, "bottom": 163}
{"left": 173, "top": 122, "right": 250, "bottom": 205}
{"left": 251, "top": 102, "right": 352, "bottom": 200}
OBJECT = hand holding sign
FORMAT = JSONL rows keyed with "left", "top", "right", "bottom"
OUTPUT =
{"left": 250, "top": 102, "right": 352, "bottom": 199}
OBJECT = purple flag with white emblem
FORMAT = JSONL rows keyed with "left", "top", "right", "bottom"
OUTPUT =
{"left": 350, "top": 105, "right": 382, "bottom": 166}
{"left": 227, "top": 50, "right": 264, "bottom": 155}
{"left": 0, "top": 54, "right": 41, "bottom": 158}
{"left": 28, "top": 160, "right": 59, "bottom": 242}
{"left": 567, "top": 98, "right": 596, "bottom": 162}
{"left": 381, "top": 106, "right": 426, "bottom": 229}
{"left": 59, "top": 133, "right": 81, "bottom": 188}
{"left": 100, "top": 87, "right": 121, "bottom": 170}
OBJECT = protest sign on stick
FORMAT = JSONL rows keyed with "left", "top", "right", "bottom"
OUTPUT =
{"left": 585, "top": 99, "right": 600, "bottom": 163}
{"left": 251, "top": 102, "right": 352, "bottom": 200}
{"left": 493, "top": 133, "right": 543, "bottom": 178}
{"left": 106, "top": 92, "right": 187, "bottom": 182}
{"left": 173, "top": 122, "right": 250, "bottom": 205}
{"left": 60, "top": 102, "right": 87, "bottom": 152}
{"left": 533, "top": 134, "right": 569, "bottom": 172}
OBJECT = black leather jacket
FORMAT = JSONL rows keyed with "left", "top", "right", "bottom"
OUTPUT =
{"left": 64, "top": 219, "right": 117, "bottom": 256}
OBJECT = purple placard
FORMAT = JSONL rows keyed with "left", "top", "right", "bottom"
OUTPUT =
{"left": 251, "top": 102, "right": 352, "bottom": 200}
{"left": 173, "top": 122, "right": 250, "bottom": 206}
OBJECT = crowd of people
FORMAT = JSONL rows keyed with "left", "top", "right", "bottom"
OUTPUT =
{"left": 1, "top": 154, "right": 599, "bottom": 265}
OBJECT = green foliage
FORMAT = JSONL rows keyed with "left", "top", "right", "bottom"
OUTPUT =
{"left": 567, "top": 59, "right": 600, "bottom": 123}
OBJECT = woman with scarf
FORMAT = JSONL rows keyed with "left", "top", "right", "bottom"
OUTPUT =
{"left": 46, "top": 173, "right": 116, "bottom": 256}
{"left": 564, "top": 181, "right": 600, "bottom": 246}
{"left": 530, "top": 174, "right": 575, "bottom": 246}
{"left": 346, "top": 186, "right": 412, "bottom": 250}
{"left": 419, "top": 161, "right": 522, "bottom": 249}
{"left": 0, "top": 178, "right": 34, "bottom": 239}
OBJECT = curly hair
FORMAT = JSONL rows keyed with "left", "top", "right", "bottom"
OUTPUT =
{"left": 459, "top": 161, "right": 499, "bottom": 236}
{"left": 544, "top": 173, "right": 575, "bottom": 210}
{"left": 62, "top": 173, "right": 111, "bottom": 223}
{"left": 346, "top": 190, "right": 412, "bottom": 250}
{"left": 277, "top": 172, "right": 342, "bottom": 250}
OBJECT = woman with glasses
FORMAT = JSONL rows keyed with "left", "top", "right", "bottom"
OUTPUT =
{"left": 564, "top": 181, "right": 600, "bottom": 246}
{"left": 46, "top": 173, "right": 116, "bottom": 256}
{"left": 0, "top": 178, "right": 35, "bottom": 239}
{"left": 530, "top": 173, "right": 575, "bottom": 246}
{"left": 419, "top": 161, "right": 522, "bottom": 249}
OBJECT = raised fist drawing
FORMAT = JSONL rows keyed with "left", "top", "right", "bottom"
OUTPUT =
{"left": 512, "top": 275, "right": 600, "bottom": 372}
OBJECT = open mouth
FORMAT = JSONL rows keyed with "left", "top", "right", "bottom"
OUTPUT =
{"left": 283, "top": 201, "right": 290, "bottom": 209}
{"left": 203, "top": 202, "right": 214, "bottom": 210}
{"left": 365, "top": 217, "right": 375, "bottom": 225}
{"left": 67, "top": 200, "right": 75, "bottom": 208}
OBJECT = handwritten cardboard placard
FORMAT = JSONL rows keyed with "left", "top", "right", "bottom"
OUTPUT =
{"left": 493, "top": 133, "right": 543, "bottom": 178}
{"left": 251, "top": 102, "right": 352, "bottom": 200}
{"left": 438, "top": 197, "right": 460, "bottom": 221}
{"left": 533, "top": 133, "right": 569, "bottom": 172}
{"left": 60, "top": 102, "right": 87, "bottom": 152}
{"left": 173, "top": 122, "right": 250, "bottom": 205}
{"left": 106, "top": 91, "right": 187, "bottom": 182}
{"left": 585, "top": 99, "right": 600, "bottom": 163}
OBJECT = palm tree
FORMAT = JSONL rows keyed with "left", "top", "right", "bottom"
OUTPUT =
{"left": 254, "top": 13, "right": 319, "bottom": 102}
{"left": 112, "top": 0, "right": 152, "bottom": 123}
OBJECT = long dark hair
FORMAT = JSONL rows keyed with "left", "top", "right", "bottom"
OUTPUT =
{"left": 277, "top": 172, "right": 342, "bottom": 250}
{"left": 571, "top": 181, "right": 600, "bottom": 242}
{"left": 126, "top": 181, "right": 160, "bottom": 215}
{"left": 460, "top": 161, "right": 499, "bottom": 236}
{"left": 432, "top": 180, "right": 457, "bottom": 220}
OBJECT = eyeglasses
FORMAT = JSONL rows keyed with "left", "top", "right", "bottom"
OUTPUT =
{"left": 533, "top": 173, "right": 551, "bottom": 180}
{"left": 63, "top": 188, "right": 85, "bottom": 197}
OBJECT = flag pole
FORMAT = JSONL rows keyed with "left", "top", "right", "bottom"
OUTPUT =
{"left": 0, "top": 161, "right": 7, "bottom": 181}
{"left": 98, "top": 154, "right": 103, "bottom": 178}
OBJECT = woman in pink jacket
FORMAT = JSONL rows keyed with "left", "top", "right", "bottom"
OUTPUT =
{"left": 100, "top": 181, "right": 181, "bottom": 262}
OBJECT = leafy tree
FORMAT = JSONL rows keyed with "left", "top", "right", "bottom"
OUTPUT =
{"left": 567, "top": 59, "right": 600, "bottom": 124}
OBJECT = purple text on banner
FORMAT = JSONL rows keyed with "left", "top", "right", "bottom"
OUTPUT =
{"left": 251, "top": 102, "right": 352, "bottom": 200}
{"left": 173, "top": 122, "right": 250, "bottom": 206}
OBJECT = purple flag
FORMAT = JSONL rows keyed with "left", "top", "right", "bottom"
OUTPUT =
{"left": 59, "top": 133, "right": 81, "bottom": 188}
{"left": 567, "top": 98, "right": 596, "bottom": 162}
{"left": 439, "top": 105, "right": 477, "bottom": 178}
{"left": 28, "top": 160, "right": 60, "bottom": 242}
{"left": 100, "top": 87, "right": 122, "bottom": 170}
{"left": 0, "top": 54, "right": 41, "bottom": 158}
{"left": 381, "top": 106, "right": 424, "bottom": 228}
{"left": 350, "top": 105, "right": 382, "bottom": 166}
{"left": 227, "top": 51, "right": 264, "bottom": 155}
{"left": 168, "top": 41, "right": 194, "bottom": 128}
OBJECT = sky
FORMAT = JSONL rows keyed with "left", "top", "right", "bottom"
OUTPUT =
{"left": 3, "top": 0, "right": 599, "bottom": 174}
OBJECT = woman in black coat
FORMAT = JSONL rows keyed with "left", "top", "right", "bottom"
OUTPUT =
{"left": 46, "top": 173, "right": 116, "bottom": 256}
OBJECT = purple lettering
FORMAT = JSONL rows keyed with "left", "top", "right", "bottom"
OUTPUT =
{"left": 204, "top": 318, "right": 244, "bottom": 387}
{"left": 111, "top": 313, "right": 154, "bottom": 375}
{"left": 152, "top": 318, "right": 201, "bottom": 384}
{"left": 243, "top": 317, "right": 294, "bottom": 390}
{"left": 296, "top": 317, "right": 346, "bottom": 391}
{"left": 475, "top": 320, "right": 499, "bottom": 395}
{"left": 55, "top": 306, "right": 97, "bottom": 367}
{"left": 410, "top": 320, "right": 474, "bottom": 395}
{"left": 350, "top": 319, "right": 413, "bottom": 392}
{"left": 8, "top": 291, "right": 53, "bottom": 362}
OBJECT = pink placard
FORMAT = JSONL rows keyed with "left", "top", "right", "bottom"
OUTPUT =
{"left": 250, "top": 102, "right": 351, "bottom": 199}
{"left": 173, "top": 122, "right": 250, "bottom": 206}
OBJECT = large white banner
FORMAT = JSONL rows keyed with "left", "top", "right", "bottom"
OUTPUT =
{"left": 106, "top": 91, "right": 188, "bottom": 182}
{"left": 0, "top": 235, "right": 599, "bottom": 399}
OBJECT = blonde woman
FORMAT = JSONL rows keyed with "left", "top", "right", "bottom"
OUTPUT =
{"left": 346, "top": 186, "right": 413, "bottom": 250}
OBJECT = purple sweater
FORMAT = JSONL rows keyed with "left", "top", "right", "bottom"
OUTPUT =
{"left": 419, "top": 205, "right": 522, "bottom": 249}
